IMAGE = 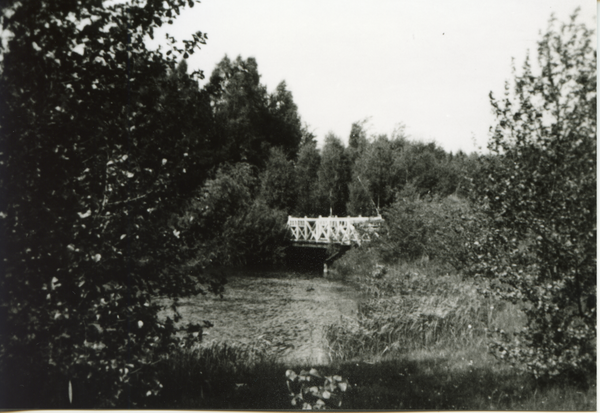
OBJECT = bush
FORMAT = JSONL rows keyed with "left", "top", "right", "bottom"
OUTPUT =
{"left": 179, "top": 163, "right": 290, "bottom": 268}
{"left": 374, "top": 188, "right": 482, "bottom": 269}
{"left": 470, "top": 10, "right": 596, "bottom": 381}
{"left": 221, "top": 199, "right": 290, "bottom": 267}
{"left": 331, "top": 245, "right": 379, "bottom": 279}
{"left": 0, "top": 0, "right": 220, "bottom": 408}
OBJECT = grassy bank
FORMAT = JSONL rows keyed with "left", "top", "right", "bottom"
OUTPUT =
{"left": 151, "top": 342, "right": 595, "bottom": 410}
{"left": 325, "top": 257, "right": 525, "bottom": 360}
{"left": 150, "top": 259, "right": 595, "bottom": 410}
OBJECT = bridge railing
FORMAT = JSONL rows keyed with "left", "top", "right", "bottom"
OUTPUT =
{"left": 287, "top": 215, "right": 384, "bottom": 246}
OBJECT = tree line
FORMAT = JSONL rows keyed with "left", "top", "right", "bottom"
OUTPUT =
{"left": 282, "top": 125, "right": 480, "bottom": 217}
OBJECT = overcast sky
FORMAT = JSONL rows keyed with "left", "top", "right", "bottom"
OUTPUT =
{"left": 148, "top": 0, "right": 596, "bottom": 154}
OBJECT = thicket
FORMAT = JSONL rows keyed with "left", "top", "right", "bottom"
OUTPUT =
{"left": 469, "top": 10, "right": 596, "bottom": 382}
{"left": 177, "top": 162, "right": 290, "bottom": 268}
{"left": 0, "top": 0, "right": 301, "bottom": 408}
{"left": 373, "top": 188, "right": 483, "bottom": 269}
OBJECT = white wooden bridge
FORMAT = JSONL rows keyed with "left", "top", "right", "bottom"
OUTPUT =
{"left": 287, "top": 215, "right": 384, "bottom": 246}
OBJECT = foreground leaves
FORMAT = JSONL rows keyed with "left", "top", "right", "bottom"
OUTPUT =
{"left": 286, "top": 368, "right": 349, "bottom": 409}
{"left": 0, "top": 0, "right": 223, "bottom": 408}
{"left": 471, "top": 9, "right": 596, "bottom": 380}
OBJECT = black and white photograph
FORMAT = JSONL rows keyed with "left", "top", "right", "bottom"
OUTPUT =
{"left": 0, "top": 0, "right": 596, "bottom": 409}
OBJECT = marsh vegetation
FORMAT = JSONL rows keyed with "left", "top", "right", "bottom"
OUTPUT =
{"left": 150, "top": 263, "right": 594, "bottom": 410}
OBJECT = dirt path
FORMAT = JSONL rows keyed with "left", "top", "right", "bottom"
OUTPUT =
{"left": 284, "top": 277, "right": 359, "bottom": 364}
{"left": 162, "top": 274, "right": 360, "bottom": 365}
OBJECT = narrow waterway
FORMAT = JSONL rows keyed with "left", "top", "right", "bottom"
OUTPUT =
{"left": 165, "top": 271, "right": 362, "bottom": 365}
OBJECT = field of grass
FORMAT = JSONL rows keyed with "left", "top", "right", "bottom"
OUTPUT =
{"left": 158, "top": 270, "right": 360, "bottom": 364}
{"left": 152, "top": 263, "right": 596, "bottom": 410}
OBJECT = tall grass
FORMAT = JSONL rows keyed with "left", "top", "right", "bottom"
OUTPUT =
{"left": 153, "top": 334, "right": 595, "bottom": 410}
{"left": 335, "top": 358, "right": 596, "bottom": 410}
{"left": 153, "top": 341, "right": 290, "bottom": 409}
{"left": 326, "top": 258, "right": 525, "bottom": 362}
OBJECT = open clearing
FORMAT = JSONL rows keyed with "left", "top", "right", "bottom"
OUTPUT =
{"left": 161, "top": 273, "right": 361, "bottom": 364}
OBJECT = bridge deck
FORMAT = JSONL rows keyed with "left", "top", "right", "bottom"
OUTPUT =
{"left": 287, "top": 215, "right": 383, "bottom": 246}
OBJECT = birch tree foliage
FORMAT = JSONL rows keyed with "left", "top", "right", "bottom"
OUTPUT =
{"left": 471, "top": 10, "right": 596, "bottom": 380}
{"left": 0, "top": 0, "right": 223, "bottom": 407}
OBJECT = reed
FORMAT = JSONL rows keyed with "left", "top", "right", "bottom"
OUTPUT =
{"left": 326, "top": 260, "right": 525, "bottom": 361}
{"left": 153, "top": 341, "right": 289, "bottom": 409}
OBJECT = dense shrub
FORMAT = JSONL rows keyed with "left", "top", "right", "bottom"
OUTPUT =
{"left": 470, "top": 11, "right": 596, "bottom": 381}
{"left": 330, "top": 244, "right": 379, "bottom": 279}
{"left": 374, "top": 188, "right": 482, "bottom": 269}
{"left": 179, "top": 163, "right": 290, "bottom": 268}
{"left": 221, "top": 200, "right": 290, "bottom": 267}
{"left": 0, "top": 0, "right": 221, "bottom": 408}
